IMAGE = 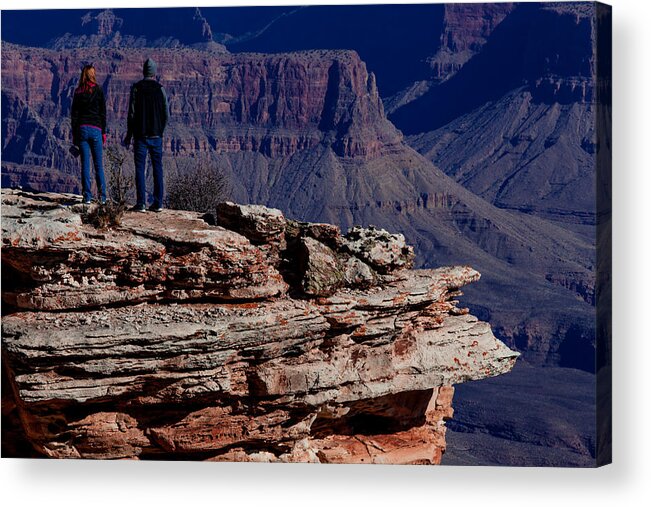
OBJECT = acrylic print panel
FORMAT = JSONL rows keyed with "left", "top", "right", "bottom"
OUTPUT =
{"left": 0, "top": 2, "right": 611, "bottom": 466}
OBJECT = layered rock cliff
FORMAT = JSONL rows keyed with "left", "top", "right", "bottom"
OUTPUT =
{"left": 427, "top": 3, "right": 514, "bottom": 84}
{"left": 1, "top": 189, "right": 517, "bottom": 462}
{"left": 1, "top": 42, "right": 400, "bottom": 190}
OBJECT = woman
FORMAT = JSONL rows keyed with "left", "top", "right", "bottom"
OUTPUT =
{"left": 71, "top": 64, "right": 107, "bottom": 204}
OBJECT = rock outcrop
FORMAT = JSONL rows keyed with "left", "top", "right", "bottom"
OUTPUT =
{"left": 1, "top": 189, "right": 517, "bottom": 462}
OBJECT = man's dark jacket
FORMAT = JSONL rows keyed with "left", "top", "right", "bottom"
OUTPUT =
{"left": 126, "top": 78, "right": 169, "bottom": 140}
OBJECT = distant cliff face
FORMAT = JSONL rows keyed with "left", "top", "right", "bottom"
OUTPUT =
{"left": 1, "top": 189, "right": 517, "bottom": 461}
{"left": 390, "top": 2, "right": 596, "bottom": 134}
{"left": 218, "top": 2, "right": 602, "bottom": 234}
{"left": 51, "top": 8, "right": 220, "bottom": 50}
{"left": 427, "top": 3, "right": 514, "bottom": 83}
{"left": 391, "top": 3, "right": 600, "bottom": 232}
{"left": 1, "top": 44, "right": 399, "bottom": 175}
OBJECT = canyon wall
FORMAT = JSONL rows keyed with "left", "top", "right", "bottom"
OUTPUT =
{"left": 427, "top": 3, "right": 514, "bottom": 83}
{"left": 396, "top": 2, "right": 599, "bottom": 232}
{"left": 1, "top": 189, "right": 517, "bottom": 461}
{"left": 0, "top": 41, "right": 596, "bottom": 372}
{"left": 1, "top": 43, "right": 400, "bottom": 188}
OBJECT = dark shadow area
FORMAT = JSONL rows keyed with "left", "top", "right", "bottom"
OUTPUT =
{"left": 1, "top": 363, "right": 42, "bottom": 458}
{"left": 390, "top": 3, "right": 594, "bottom": 134}
{"left": 311, "top": 389, "right": 432, "bottom": 438}
{"left": 558, "top": 324, "right": 597, "bottom": 373}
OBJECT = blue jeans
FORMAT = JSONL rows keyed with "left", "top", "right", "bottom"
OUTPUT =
{"left": 134, "top": 137, "right": 164, "bottom": 208}
{"left": 78, "top": 126, "right": 106, "bottom": 202}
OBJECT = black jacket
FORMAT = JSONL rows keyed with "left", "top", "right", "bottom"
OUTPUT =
{"left": 126, "top": 79, "right": 169, "bottom": 140}
{"left": 71, "top": 84, "right": 107, "bottom": 144}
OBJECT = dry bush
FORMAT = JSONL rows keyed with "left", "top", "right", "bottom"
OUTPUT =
{"left": 105, "top": 145, "right": 135, "bottom": 206}
{"left": 166, "top": 157, "right": 230, "bottom": 213}
{"left": 82, "top": 201, "right": 125, "bottom": 230}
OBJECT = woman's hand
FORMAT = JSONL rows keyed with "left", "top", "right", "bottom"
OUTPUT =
{"left": 102, "top": 133, "right": 107, "bottom": 146}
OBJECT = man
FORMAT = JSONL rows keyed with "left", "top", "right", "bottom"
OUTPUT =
{"left": 123, "top": 58, "right": 169, "bottom": 212}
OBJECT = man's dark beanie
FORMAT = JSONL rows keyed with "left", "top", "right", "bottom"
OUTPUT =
{"left": 143, "top": 58, "right": 157, "bottom": 77}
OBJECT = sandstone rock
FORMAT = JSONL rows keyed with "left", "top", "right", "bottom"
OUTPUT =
{"left": 298, "top": 237, "right": 344, "bottom": 297}
{"left": 2, "top": 189, "right": 287, "bottom": 310}
{"left": 1, "top": 189, "right": 518, "bottom": 463}
{"left": 342, "top": 255, "right": 378, "bottom": 288}
{"left": 215, "top": 201, "right": 287, "bottom": 266}
{"left": 286, "top": 220, "right": 343, "bottom": 250}
{"left": 215, "top": 201, "right": 286, "bottom": 244}
{"left": 343, "top": 225, "right": 415, "bottom": 273}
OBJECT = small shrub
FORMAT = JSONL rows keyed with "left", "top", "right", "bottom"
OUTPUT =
{"left": 166, "top": 157, "right": 230, "bottom": 213}
{"left": 82, "top": 201, "right": 126, "bottom": 230}
{"left": 105, "top": 145, "right": 135, "bottom": 206}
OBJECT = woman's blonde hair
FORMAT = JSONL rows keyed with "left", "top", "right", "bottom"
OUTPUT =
{"left": 76, "top": 64, "right": 97, "bottom": 94}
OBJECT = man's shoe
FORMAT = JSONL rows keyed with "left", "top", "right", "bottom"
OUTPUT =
{"left": 82, "top": 198, "right": 92, "bottom": 205}
{"left": 148, "top": 205, "right": 164, "bottom": 213}
{"left": 130, "top": 204, "right": 146, "bottom": 213}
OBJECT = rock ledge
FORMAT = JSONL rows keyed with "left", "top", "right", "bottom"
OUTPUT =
{"left": 1, "top": 189, "right": 517, "bottom": 463}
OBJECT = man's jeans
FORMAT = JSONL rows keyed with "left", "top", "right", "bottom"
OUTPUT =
{"left": 78, "top": 125, "right": 106, "bottom": 202}
{"left": 134, "top": 137, "right": 164, "bottom": 208}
